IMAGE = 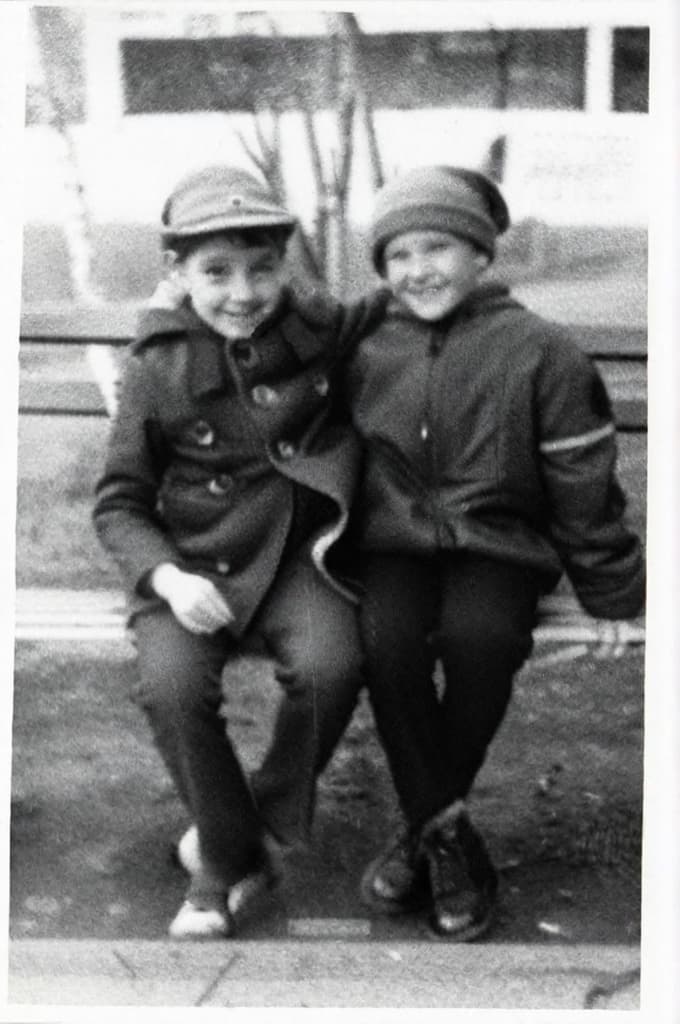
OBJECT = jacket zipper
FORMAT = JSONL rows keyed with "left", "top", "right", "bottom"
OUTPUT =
{"left": 423, "top": 328, "right": 446, "bottom": 547}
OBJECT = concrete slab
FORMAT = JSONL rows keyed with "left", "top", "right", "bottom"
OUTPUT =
{"left": 8, "top": 939, "right": 640, "bottom": 1009}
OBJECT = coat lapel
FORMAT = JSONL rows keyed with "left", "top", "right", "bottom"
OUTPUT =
{"left": 280, "top": 314, "right": 328, "bottom": 364}
{"left": 278, "top": 289, "right": 334, "bottom": 364}
{"left": 187, "top": 333, "right": 231, "bottom": 398}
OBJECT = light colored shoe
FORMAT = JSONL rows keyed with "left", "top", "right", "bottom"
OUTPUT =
{"left": 176, "top": 824, "right": 203, "bottom": 875}
{"left": 168, "top": 897, "right": 232, "bottom": 940}
{"left": 172, "top": 824, "right": 279, "bottom": 935}
{"left": 177, "top": 823, "right": 286, "bottom": 883}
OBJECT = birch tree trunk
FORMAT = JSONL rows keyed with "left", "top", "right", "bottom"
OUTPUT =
{"left": 32, "top": 8, "right": 119, "bottom": 415}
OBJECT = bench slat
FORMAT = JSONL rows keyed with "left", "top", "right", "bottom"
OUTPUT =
{"left": 16, "top": 379, "right": 648, "bottom": 428}
{"left": 19, "top": 312, "right": 647, "bottom": 355}
{"left": 14, "top": 589, "right": 645, "bottom": 646}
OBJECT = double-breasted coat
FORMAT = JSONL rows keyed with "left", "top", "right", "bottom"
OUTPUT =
{"left": 94, "top": 288, "right": 384, "bottom": 636}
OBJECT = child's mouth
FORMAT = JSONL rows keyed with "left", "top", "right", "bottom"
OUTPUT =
{"left": 221, "top": 307, "right": 262, "bottom": 319}
{"left": 405, "top": 285, "right": 447, "bottom": 298}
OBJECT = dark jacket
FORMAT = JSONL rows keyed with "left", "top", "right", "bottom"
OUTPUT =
{"left": 345, "top": 284, "right": 644, "bottom": 619}
{"left": 93, "top": 287, "right": 384, "bottom": 635}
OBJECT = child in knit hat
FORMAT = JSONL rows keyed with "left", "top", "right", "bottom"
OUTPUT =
{"left": 94, "top": 165, "right": 385, "bottom": 940}
{"left": 347, "top": 165, "right": 644, "bottom": 940}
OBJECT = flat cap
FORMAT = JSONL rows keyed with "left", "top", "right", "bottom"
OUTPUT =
{"left": 161, "top": 165, "right": 296, "bottom": 240}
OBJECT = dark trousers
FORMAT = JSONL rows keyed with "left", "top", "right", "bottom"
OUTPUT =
{"left": 359, "top": 552, "right": 542, "bottom": 829}
{"left": 132, "top": 554, "right": 363, "bottom": 890}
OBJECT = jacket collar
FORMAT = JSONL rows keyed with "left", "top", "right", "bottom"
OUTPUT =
{"left": 385, "top": 281, "right": 520, "bottom": 327}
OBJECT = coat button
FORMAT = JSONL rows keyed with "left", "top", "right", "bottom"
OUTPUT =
{"left": 207, "top": 474, "right": 233, "bottom": 496}
{"left": 233, "top": 341, "right": 260, "bottom": 369}
{"left": 276, "top": 439, "right": 297, "bottom": 459}
{"left": 251, "top": 384, "right": 280, "bottom": 408}
{"left": 313, "top": 374, "right": 330, "bottom": 397}
{"left": 190, "top": 420, "right": 215, "bottom": 446}
{"left": 216, "top": 560, "right": 231, "bottom": 575}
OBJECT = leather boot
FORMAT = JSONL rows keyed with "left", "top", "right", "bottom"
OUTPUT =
{"left": 420, "top": 800, "right": 497, "bottom": 940}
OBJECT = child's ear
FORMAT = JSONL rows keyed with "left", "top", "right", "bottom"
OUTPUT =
{"left": 162, "top": 250, "right": 190, "bottom": 292}
{"left": 162, "top": 249, "right": 182, "bottom": 275}
{"left": 150, "top": 250, "right": 189, "bottom": 310}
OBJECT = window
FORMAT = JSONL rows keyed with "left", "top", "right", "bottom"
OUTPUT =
{"left": 121, "top": 29, "right": 587, "bottom": 114}
{"left": 613, "top": 28, "right": 649, "bottom": 113}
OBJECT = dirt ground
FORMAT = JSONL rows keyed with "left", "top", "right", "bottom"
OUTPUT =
{"left": 10, "top": 383, "right": 646, "bottom": 948}
{"left": 10, "top": 639, "right": 643, "bottom": 945}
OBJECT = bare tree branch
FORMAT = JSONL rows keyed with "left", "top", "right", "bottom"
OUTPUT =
{"left": 336, "top": 13, "right": 384, "bottom": 190}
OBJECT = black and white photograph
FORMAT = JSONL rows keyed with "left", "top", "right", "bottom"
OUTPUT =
{"left": 0, "top": 0, "right": 678, "bottom": 1015}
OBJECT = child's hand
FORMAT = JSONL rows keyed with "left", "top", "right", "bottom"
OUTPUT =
{"left": 148, "top": 276, "right": 188, "bottom": 310}
{"left": 151, "top": 563, "right": 234, "bottom": 634}
{"left": 593, "top": 618, "right": 645, "bottom": 659}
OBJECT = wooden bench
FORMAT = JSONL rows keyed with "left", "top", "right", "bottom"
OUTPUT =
{"left": 14, "top": 587, "right": 646, "bottom": 649}
{"left": 19, "top": 310, "right": 647, "bottom": 427}
{"left": 16, "top": 309, "right": 646, "bottom": 651}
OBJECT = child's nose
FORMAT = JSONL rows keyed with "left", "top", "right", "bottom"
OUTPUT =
{"left": 407, "top": 255, "right": 431, "bottom": 280}
{"left": 228, "top": 271, "right": 256, "bottom": 301}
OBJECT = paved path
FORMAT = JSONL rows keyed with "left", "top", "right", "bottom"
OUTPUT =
{"left": 8, "top": 939, "right": 640, "bottom": 1009}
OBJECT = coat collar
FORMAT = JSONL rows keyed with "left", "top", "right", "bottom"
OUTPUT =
{"left": 135, "top": 303, "right": 230, "bottom": 399}
{"left": 249, "top": 286, "right": 330, "bottom": 367}
{"left": 135, "top": 288, "right": 329, "bottom": 399}
{"left": 279, "top": 307, "right": 329, "bottom": 363}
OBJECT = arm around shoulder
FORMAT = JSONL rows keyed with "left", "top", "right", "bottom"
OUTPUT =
{"left": 335, "top": 287, "right": 391, "bottom": 362}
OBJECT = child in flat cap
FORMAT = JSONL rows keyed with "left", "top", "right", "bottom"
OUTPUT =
{"left": 94, "top": 165, "right": 385, "bottom": 939}
{"left": 346, "top": 165, "right": 645, "bottom": 940}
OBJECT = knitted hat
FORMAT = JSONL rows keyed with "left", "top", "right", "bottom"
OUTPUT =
{"left": 161, "top": 165, "right": 297, "bottom": 243}
{"left": 371, "top": 165, "right": 510, "bottom": 271}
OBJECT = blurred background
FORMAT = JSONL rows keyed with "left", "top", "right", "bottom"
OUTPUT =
{"left": 17, "top": 2, "right": 648, "bottom": 589}
{"left": 23, "top": 3, "right": 648, "bottom": 307}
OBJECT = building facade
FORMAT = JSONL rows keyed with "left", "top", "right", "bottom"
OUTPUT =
{"left": 23, "top": 3, "right": 651, "bottom": 305}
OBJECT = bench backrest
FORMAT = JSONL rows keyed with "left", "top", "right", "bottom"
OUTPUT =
{"left": 18, "top": 310, "right": 647, "bottom": 431}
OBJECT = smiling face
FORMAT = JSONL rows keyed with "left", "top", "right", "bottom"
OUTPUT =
{"left": 383, "top": 229, "right": 488, "bottom": 322}
{"left": 174, "top": 233, "right": 286, "bottom": 339}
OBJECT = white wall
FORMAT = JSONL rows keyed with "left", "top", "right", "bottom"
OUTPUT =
{"left": 24, "top": 3, "right": 650, "bottom": 233}
{"left": 23, "top": 106, "right": 648, "bottom": 233}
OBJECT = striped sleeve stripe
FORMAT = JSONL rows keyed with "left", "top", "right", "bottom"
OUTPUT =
{"left": 539, "top": 422, "right": 616, "bottom": 454}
